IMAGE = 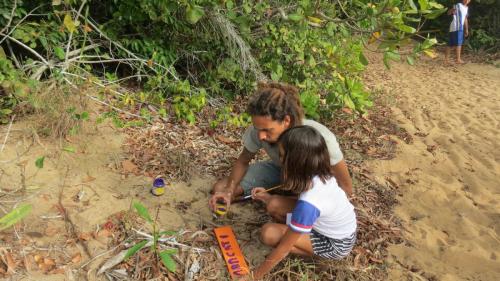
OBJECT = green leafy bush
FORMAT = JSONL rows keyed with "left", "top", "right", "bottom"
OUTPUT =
{"left": 128, "top": 202, "right": 178, "bottom": 272}
{"left": 0, "top": 53, "right": 34, "bottom": 123}
{"left": 1, "top": 0, "right": 445, "bottom": 124}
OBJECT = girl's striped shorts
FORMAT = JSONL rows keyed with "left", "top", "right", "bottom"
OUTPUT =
{"left": 310, "top": 229, "right": 356, "bottom": 259}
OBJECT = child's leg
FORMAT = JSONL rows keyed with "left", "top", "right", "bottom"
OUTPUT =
{"left": 445, "top": 31, "right": 454, "bottom": 64}
{"left": 456, "top": 45, "right": 464, "bottom": 63}
{"left": 260, "top": 223, "right": 314, "bottom": 256}
{"left": 445, "top": 46, "right": 451, "bottom": 64}
{"left": 455, "top": 30, "right": 465, "bottom": 63}
{"left": 264, "top": 195, "right": 297, "bottom": 222}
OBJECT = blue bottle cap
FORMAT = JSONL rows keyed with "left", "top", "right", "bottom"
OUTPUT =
{"left": 153, "top": 178, "right": 165, "bottom": 187}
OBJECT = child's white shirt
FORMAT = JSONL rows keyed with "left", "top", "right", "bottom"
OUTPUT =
{"left": 449, "top": 3, "right": 468, "bottom": 32}
{"left": 289, "top": 176, "right": 357, "bottom": 239}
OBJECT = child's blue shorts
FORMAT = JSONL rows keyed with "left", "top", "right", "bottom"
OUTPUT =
{"left": 449, "top": 30, "right": 464, "bottom": 46}
{"left": 239, "top": 161, "right": 282, "bottom": 196}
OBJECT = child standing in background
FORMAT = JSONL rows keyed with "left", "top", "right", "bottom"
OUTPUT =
{"left": 445, "top": 0, "right": 471, "bottom": 64}
{"left": 248, "top": 126, "right": 357, "bottom": 280}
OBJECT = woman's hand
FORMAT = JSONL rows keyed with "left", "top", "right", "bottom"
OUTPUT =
{"left": 208, "top": 191, "right": 232, "bottom": 210}
{"left": 252, "top": 187, "right": 271, "bottom": 203}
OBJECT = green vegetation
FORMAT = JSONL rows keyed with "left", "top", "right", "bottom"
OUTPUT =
{"left": 1, "top": 0, "right": 448, "bottom": 128}
{"left": 128, "top": 201, "right": 178, "bottom": 272}
{"left": 0, "top": 204, "right": 32, "bottom": 231}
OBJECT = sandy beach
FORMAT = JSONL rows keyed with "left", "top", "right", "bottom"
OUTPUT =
{"left": 364, "top": 55, "right": 500, "bottom": 280}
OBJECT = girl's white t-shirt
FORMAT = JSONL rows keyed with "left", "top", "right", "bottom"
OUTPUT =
{"left": 288, "top": 176, "right": 357, "bottom": 239}
{"left": 449, "top": 3, "right": 468, "bottom": 32}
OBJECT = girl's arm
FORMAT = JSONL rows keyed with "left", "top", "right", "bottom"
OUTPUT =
{"left": 252, "top": 228, "right": 302, "bottom": 280}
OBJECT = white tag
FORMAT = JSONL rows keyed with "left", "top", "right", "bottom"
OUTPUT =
{"left": 286, "top": 213, "right": 292, "bottom": 226}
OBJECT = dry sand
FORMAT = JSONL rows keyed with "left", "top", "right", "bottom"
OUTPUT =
{"left": 0, "top": 118, "right": 269, "bottom": 280}
{"left": 364, "top": 55, "right": 500, "bottom": 280}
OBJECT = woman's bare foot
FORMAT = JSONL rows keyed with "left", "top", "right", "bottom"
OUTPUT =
{"left": 456, "top": 59, "right": 465, "bottom": 64}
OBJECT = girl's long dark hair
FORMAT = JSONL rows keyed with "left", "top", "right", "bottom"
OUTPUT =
{"left": 278, "top": 126, "right": 333, "bottom": 194}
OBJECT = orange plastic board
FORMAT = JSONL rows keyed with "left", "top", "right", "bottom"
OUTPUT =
{"left": 214, "top": 226, "right": 249, "bottom": 278}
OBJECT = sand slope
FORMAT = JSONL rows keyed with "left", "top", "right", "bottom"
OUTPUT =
{"left": 364, "top": 57, "right": 500, "bottom": 280}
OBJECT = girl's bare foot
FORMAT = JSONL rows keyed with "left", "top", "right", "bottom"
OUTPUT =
{"left": 456, "top": 59, "right": 465, "bottom": 64}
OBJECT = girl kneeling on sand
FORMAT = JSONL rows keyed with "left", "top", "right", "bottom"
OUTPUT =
{"left": 248, "top": 125, "right": 357, "bottom": 280}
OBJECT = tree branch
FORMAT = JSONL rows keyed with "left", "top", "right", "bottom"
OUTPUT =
{"left": 0, "top": 4, "right": 45, "bottom": 45}
{"left": 0, "top": 0, "right": 17, "bottom": 35}
{"left": 63, "top": 0, "right": 88, "bottom": 70}
{"left": 75, "top": 12, "right": 180, "bottom": 81}
{"left": 0, "top": 33, "right": 51, "bottom": 66}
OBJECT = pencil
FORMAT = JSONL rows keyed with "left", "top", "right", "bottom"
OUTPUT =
{"left": 241, "top": 184, "right": 283, "bottom": 200}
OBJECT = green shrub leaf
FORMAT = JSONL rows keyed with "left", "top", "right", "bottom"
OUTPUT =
{"left": 359, "top": 53, "right": 369, "bottom": 66}
{"left": 161, "top": 248, "right": 178, "bottom": 255}
{"left": 186, "top": 5, "right": 205, "bottom": 24}
{"left": 0, "top": 204, "right": 32, "bottom": 230}
{"left": 396, "top": 24, "right": 416, "bottom": 33}
{"left": 133, "top": 202, "right": 152, "bottom": 223}
{"left": 408, "top": 0, "right": 418, "bottom": 11}
{"left": 159, "top": 230, "right": 177, "bottom": 236}
{"left": 418, "top": 0, "right": 428, "bottom": 10}
{"left": 35, "top": 156, "right": 45, "bottom": 169}
{"left": 62, "top": 146, "right": 76, "bottom": 153}
{"left": 124, "top": 240, "right": 148, "bottom": 260}
{"left": 54, "top": 47, "right": 65, "bottom": 60}
{"left": 1, "top": 109, "right": 12, "bottom": 115}
{"left": 406, "top": 56, "right": 415, "bottom": 65}
{"left": 159, "top": 251, "right": 176, "bottom": 272}
{"left": 288, "top": 14, "right": 304, "bottom": 22}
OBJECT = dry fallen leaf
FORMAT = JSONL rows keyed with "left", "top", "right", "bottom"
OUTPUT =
{"left": 5, "top": 252, "right": 16, "bottom": 274}
{"left": 366, "top": 147, "right": 377, "bottom": 156}
{"left": 71, "top": 253, "right": 82, "bottom": 264}
{"left": 121, "top": 160, "right": 138, "bottom": 173}
{"left": 43, "top": 258, "right": 55, "bottom": 266}
{"left": 342, "top": 107, "right": 353, "bottom": 114}
{"left": 98, "top": 229, "right": 112, "bottom": 238}
{"left": 39, "top": 263, "right": 54, "bottom": 272}
{"left": 78, "top": 232, "right": 92, "bottom": 241}
{"left": 37, "top": 257, "right": 56, "bottom": 273}
{"left": 51, "top": 267, "right": 66, "bottom": 274}
{"left": 45, "top": 226, "right": 60, "bottom": 237}
{"left": 82, "top": 174, "right": 96, "bottom": 183}
{"left": 216, "top": 135, "right": 238, "bottom": 144}
{"left": 83, "top": 24, "right": 92, "bottom": 33}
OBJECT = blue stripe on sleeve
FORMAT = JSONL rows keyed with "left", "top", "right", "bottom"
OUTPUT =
{"left": 290, "top": 200, "right": 320, "bottom": 233}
